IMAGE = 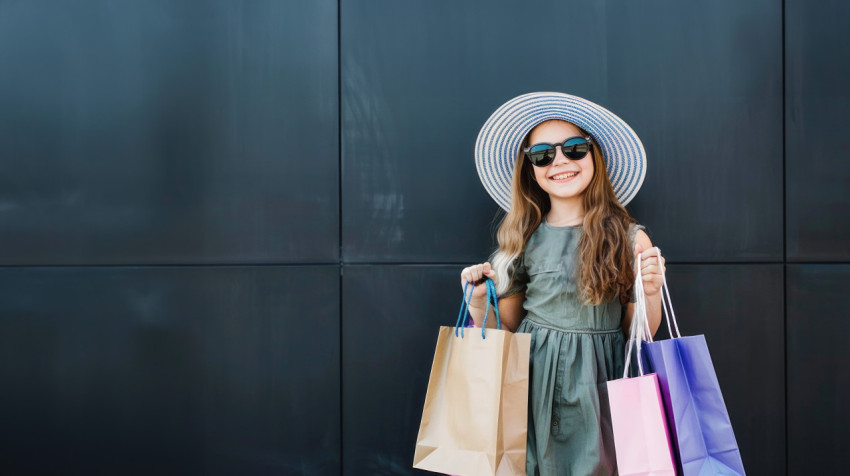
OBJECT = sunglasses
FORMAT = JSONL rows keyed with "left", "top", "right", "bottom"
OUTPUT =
{"left": 523, "top": 136, "right": 593, "bottom": 167}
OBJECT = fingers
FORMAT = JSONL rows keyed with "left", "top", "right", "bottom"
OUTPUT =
{"left": 639, "top": 258, "right": 667, "bottom": 291}
{"left": 640, "top": 263, "right": 666, "bottom": 276}
{"left": 460, "top": 262, "right": 497, "bottom": 287}
{"left": 638, "top": 248, "right": 665, "bottom": 268}
{"left": 638, "top": 248, "right": 667, "bottom": 285}
{"left": 640, "top": 256, "right": 660, "bottom": 269}
{"left": 470, "top": 263, "right": 484, "bottom": 283}
{"left": 638, "top": 246, "right": 659, "bottom": 258}
{"left": 482, "top": 262, "right": 499, "bottom": 286}
{"left": 636, "top": 248, "right": 667, "bottom": 296}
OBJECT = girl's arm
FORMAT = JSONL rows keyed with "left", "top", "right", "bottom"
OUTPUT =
{"left": 621, "top": 230, "right": 665, "bottom": 337}
{"left": 469, "top": 291, "right": 526, "bottom": 333}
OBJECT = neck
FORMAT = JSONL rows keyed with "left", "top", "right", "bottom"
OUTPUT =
{"left": 546, "top": 196, "right": 585, "bottom": 226}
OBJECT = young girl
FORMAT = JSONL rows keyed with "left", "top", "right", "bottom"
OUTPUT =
{"left": 461, "top": 92, "right": 667, "bottom": 476}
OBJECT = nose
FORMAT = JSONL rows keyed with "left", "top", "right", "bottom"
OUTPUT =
{"left": 552, "top": 146, "right": 571, "bottom": 166}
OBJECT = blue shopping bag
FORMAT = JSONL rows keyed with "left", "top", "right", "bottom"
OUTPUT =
{"left": 642, "top": 252, "right": 746, "bottom": 476}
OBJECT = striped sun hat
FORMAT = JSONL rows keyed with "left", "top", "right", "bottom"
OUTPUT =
{"left": 474, "top": 92, "right": 646, "bottom": 210}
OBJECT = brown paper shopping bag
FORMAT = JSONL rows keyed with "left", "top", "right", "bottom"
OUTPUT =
{"left": 413, "top": 279, "right": 530, "bottom": 476}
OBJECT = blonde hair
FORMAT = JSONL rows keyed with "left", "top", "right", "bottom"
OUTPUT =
{"left": 490, "top": 122, "right": 637, "bottom": 306}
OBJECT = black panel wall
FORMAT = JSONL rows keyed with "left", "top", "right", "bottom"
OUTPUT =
{"left": 0, "top": 266, "right": 340, "bottom": 474}
{"left": 0, "top": 1, "right": 341, "bottom": 475}
{"left": 607, "top": 0, "right": 783, "bottom": 262}
{"left": 342, "top": 266, "right": 459, "bottom": 474}
{"left": 785, "top": 0, "right": 850, "bottom": 474}
{"left": 0, "top": 1, "right": 339, "bottom": 265}
{"left": 786, "top": 265, "right": 850, "bottom": 475}
{"left": 342, "top": 0, "right": 783, "bottom": 264}
{"left": 0, "top": 0, "right": 846, "bottom": 475}
{"left": 786, "top": 0, "right": 850, "bottom": 261}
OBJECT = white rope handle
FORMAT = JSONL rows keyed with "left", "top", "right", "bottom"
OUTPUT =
{"left": 656, "top": 248, "right": 681, "bottom": 339}
{"left": 623, "top": 251, "right": 653, "bottom": 379}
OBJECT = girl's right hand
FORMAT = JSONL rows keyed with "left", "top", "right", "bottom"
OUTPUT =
{"left": 460, "top": 262, "right": 498, "bottom": 304}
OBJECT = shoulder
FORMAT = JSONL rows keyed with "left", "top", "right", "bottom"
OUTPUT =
{"left": 627, "top": 222, "right": 652, "bottom": 254}
{"left": 633, "top": 228, "right": 652, "bottom": 250}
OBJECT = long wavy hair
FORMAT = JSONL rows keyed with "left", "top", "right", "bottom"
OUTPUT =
{"left": 490, "top": 121, "right": 638, "bottom": 306}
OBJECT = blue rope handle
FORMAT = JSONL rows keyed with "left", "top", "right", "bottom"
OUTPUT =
{"left": 455, "top": 281, "right": 474, "bottom": 338}
{"left": 479, "top": 279, "right": 502, "bottom": 338}
{"left": 455, "top": 279, "right": 502, "bottom": 339}
{"left": 490, "top": 280, "right": 502, "bottom": 330}
{"left": 455, "top": 278, "right": 502, "bottom": 339}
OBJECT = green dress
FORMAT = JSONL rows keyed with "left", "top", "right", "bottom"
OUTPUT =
{"left": 504, "top": 219, "right": 644, "bottom": 476}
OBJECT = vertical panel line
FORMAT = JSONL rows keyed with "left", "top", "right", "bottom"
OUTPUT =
{"left": 338, "top": 0, "right": 344, "bottom": 474}
{"left": 782, "top": 0, "right": 788, "bottom": 474}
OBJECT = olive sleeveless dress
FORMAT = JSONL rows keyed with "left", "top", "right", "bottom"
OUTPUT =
{"left": 503, "top": 219, "right": 644, "bottom": 476}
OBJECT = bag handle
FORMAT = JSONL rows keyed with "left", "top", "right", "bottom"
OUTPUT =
{"left": 481, "top": 279, "right": 502, "bottom": 336}
{"left": 622, "top": 247, "right": 683, "bottom": 378}
{"left": 455, "top": 281, "right": 474, "bottom": 337}
{"left": 623, "top": 251, "right": 653, "bottom": 378}
{"left": 656, "top": 249, "right": 681, "bottom": 339}
{"left": 455, "top": 278, "right": 501, "bottom": 339}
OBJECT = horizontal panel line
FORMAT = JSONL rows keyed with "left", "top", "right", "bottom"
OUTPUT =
{"left": 343, "top": 261, "right": 849, "bottom": 266}
{"left": 0, "top": 261, "right": 847, "bottom": 269}
{"left": 0, "top": 263, "right": 339, "bottom": 269}
{"left": 344, "top": 261, "right": 788, "bottom": 266}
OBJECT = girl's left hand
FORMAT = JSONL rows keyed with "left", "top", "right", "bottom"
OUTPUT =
{"left": 634, "top": 244, "right": 666, "bottom": 296}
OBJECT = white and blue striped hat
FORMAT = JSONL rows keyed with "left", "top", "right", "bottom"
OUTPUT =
{"left": 474, "top": 92, "right": 646, "bottom": 210}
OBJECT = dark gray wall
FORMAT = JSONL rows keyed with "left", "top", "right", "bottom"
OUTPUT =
{"left": 785, "top": 2, "right": 850, "bottom": 475}
{"left": 0, "top": 1, "right": 340, "bottom": 474}
{"left": 0, "top": 0, "right": 846, "bottom": 474}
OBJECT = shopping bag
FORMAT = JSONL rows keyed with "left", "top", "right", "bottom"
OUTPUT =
{"left": 413, "top": 279, "right": 530, "bottom": 476}
{"left": 606, "top": 252, "right": 676, "bottom": 476}
{"left": 642, "top": 251, "right": 746, "bottom": 475}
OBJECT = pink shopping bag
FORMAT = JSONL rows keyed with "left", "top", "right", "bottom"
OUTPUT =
{"left": 608, "top": 374, "right": 676, "bottom": 475}
{"left": 606, "top": 252, "right": 676, "bottom": 475}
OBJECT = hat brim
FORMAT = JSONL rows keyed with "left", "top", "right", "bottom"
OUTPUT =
{"left": 475, "top": 92, "right": 646, "bottom": 211}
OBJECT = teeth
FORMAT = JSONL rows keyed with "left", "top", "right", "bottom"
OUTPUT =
{"left": 552, "top": 172, "right": 578, "bottom": 180}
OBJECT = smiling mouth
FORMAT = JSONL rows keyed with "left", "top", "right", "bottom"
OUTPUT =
{"left": 549, "top": 172, "right": 579, "bottom": 181}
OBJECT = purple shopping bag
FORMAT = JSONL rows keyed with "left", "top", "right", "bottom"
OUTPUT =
{"left": 643, "top": 252, "right": 745, "bottom": 475}
{"left": 606, "top": 253, "right": 676, "bottom": 476}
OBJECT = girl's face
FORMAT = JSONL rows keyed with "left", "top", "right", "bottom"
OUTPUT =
{"left": 526, "top": 120, "right": 595, "bottom": 201}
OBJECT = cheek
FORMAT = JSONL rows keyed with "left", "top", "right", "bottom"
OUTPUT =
{"left": 583, "top": 156, "right": 595, "bottom": 177}
{"left": 532, "top": 167, "right": 548, "bottom": 183}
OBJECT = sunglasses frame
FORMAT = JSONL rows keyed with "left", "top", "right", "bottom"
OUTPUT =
{"left": 523, "top": 135, "right": 594, "bottom": 167}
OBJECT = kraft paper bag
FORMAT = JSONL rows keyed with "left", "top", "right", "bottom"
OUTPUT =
{"left": 413, "top": 279, "right": 530, "bottom": 476}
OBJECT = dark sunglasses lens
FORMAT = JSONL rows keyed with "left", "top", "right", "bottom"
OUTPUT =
{"left": 563, "top": 138, "right": 590, "bottom": 159}
{"left": 527, "top": 144, "right": 556, "bottom": 166}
